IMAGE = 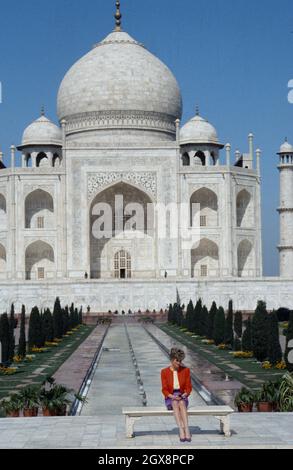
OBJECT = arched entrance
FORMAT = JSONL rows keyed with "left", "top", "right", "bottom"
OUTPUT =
{"left": 114, "top": 250, "right": 131, "bottom": 279}
{"left": 89, "top": 182, "right": 155, "bottom": 279}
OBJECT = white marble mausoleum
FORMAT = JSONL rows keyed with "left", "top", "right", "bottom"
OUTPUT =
{"left": 0, "top": 5, "right": 292, "bottom": 313}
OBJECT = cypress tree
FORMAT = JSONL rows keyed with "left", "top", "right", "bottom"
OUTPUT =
{"left": 28, "top": 307, "right": 43, "bottom": 349}
{"left": 207, "top": 301, "right": 217, "bottom": 340}
{"left": 53, "top": 298, "right": 63, "bottom": 339}
{"left": 224, "top": 300, "right": 234, "bottom": 348}
{"left": 74, "top": 308, "right": 79, "bottom": 328}
{"left": 213, "top": 306, "right": 225, "bottom": 345}
{"left": 40, "top": 311, "right": 46, "bottom": 347}
{"left": 0, "top": 313, "right": 10, "bottom": 365}
{"left": 18, "top": 305, "right": 26, "bottom": 358}
{"left": 79, "top": 307, "right": 83, "bottom": 325}
{"left": 251, "top": 301, "right": 269, "bottom": 362}
{"left": 43, "top": 309, "right": 54, "bottom": 343}
{"left": 267, "top": 311, "right": 282, "bottom": 365}
{"left": 193, "top": 299, "right": 202, "bottom": 335}
{"left": 63, "top": 306, "right": 69, "bottom": 334}
{"left": 234, "top": 311, "right": 243, "bottom": 339}
{"left": 285, "top": 311, "right": 293, "bottom": 372}
{"left": 8, "top": 303, "right": 16, "bottom": 362}
{"left": 234, "top": 336, "right": 242, "bottom": 352}
{"left": 69, "top": 303, "right": 75, "bottom": 330}
{"left": 242, "top": 318, "right": 252, "bottom": 352}
{"left": 186, "top": 300, "right": 194, "bottom": 332}
{"left": 168, "top": 304, "right": 173, "bottom": 323}
{"left": 200, "top": 306, "right": 209, "bottom": 337}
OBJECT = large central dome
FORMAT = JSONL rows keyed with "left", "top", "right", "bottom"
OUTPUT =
{"left": 57, "top": 31, "right": 182, "bottom": 143}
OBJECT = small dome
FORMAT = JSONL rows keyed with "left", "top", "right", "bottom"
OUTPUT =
{"left": 180, "top": 114, "right": 222, "bottom": 146}
{"left": 278, "top": 140, "right": 293, "bottom": 154}
{"left": 21, "top": 115, "right": 62, "bottom": 147}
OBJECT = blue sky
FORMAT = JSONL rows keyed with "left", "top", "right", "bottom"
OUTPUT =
{"left": 0, "top": 0, "right": 292, "bottom": 276}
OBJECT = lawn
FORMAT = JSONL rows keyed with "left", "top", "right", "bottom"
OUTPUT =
{"left": 159, "top": 323, "right": 287, "bottom": 390}
{"left": 0, "top": 325, "right": 95, "bottom": 402}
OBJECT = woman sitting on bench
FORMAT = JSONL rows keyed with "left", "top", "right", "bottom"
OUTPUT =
{"left": 161, "top": 348, "right": 192, "bottom": 442}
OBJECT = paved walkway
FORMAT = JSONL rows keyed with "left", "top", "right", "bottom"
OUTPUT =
{"left": 0, "top": 413, "right": 292, "bottom": 448}
{"left": 1, "top": 321, "right": 292, "bottom": 449}
{"left": 81, "top": 323, "right": 205, "bottom": 416}
{"left": 53, "top": 325, "right": 107, "bottom": 392}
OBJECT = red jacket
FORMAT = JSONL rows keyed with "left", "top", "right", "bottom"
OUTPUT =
{"left": 161, "top": 366, "right": 192, "bottom": 398}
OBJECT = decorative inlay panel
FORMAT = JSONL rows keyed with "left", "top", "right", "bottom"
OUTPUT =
{"left": 88, "top": 171, "right": 157, "bottom": 200}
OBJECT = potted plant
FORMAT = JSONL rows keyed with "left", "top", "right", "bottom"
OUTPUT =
{"left": 234, "top": 387, "right": 255, "bottom": 412}
{"left": 0, "top": 394, "right": 22, "bottom": 418}
{"left": 19, "top": 385, "right": 41, "bottom": 417}
{"left": 255, "top": 382, "right": 276, "bottom": 412}
{"left": 279, "top": 372, "right": 293, "bottom": 412}
{"left": 40, "top": 377, "right": 87, "bottom": 416}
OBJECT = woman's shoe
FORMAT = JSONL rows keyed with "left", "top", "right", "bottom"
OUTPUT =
{"left": 180, "top": 438, "right": 186, "bottom": 442}
{"left": 185, "top": 436, "right": 192, "bottom": 442}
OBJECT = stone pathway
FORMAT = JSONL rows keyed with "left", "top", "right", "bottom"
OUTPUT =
{"left": 53, "top": 325, "right": 107, "bottom": 392}
{"left": 81, "top": 323, "right": 205, "bottom": 416}
{"left": 0, "top": 413, "right": 292, "bottom": 448}
{"left": 0, "top": 321, "right": 292, "bottom": 449}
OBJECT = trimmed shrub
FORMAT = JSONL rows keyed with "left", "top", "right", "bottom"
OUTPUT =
{"left": 28, "top": 307, "right": 43, "bottom": 349}
{"left": 193, "top": 299, "right": 203, "bottom": 335}
{"left": 18, "top": 305, "right": 26, "bottom": 358}
{"left": 213, "top": 306, "right": 226, "bottom": 346}
{"left": 285, "top": 311, "right": 293, "bottom": 372}
{"left": 200, "top": 306, "right": 209, "bottom": 337}
{"left": 251, "top": 301, "right": 269, "bottom": 362}
{"left": 224, "top": 300, "right": 234, "bottom": 348}
{"left": 267, "top": 311, "right": 283, "bottom": 366}
{"left": 0, "top": 313, "right": 10, "bottom": 365}
{"left": 53, "top": 298, "right": 64, "bottom": 339}
{"left": 185, "top": 300, "right": 194, "bottom": 332}
{"left": 207, "top": 302, "right": 217, "bottom": 340}
{"left": 242, "top": 318, "right": 252, "bottom": 352}
{"left": 234, "top": 311, "right": 243, "bottom": 339}
{"left": 8, "top": 304, "right": 16, "bottom": 363}
{"left": 43, "top": 309, "right": 54, "bottom": 343}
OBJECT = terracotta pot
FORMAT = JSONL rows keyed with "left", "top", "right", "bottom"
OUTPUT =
{"left": 238, "top": 404, "right": 253, "bottom": 413}
{"left": 257, "top": 402, "right": 273, "bottom": 412}
{"left": 55, "top": 405, "right": 67, "bottom": 416}
{"left": 42, "top": 407, "right": 57, "bottom": 417}
{"left": 23, "top": 407, "right": 39, "bottom": 417}
{"left": 7, "top": 410, "right": 20, "bottom": 418}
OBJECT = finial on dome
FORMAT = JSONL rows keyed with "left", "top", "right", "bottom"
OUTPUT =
{"left": 114, "top": 1, "right": 122, "bottom": 31}
{"left": 196, "top": 104, "right": 200, "bottom": 116}
{"left": 41, "top": 105, "right": 45, "bottom": 116}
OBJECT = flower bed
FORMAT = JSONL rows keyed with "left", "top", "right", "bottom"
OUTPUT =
{"left": 0, "top": 366, "right": 17, "bottom": 376}
{"left": 232, "top": 351, "right": 254, "bottom": 359}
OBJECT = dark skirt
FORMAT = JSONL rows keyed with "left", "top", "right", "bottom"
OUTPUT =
{"left": 165, "top": 389, "right": 189, "bottom": 411}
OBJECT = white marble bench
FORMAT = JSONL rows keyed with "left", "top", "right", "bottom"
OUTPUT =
{"left": 122, "top": 406, "right": 234, "bottom": 438}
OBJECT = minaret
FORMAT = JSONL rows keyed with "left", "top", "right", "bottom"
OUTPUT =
{"left": 277, "top": 138, "right": 293, "bottom": 277}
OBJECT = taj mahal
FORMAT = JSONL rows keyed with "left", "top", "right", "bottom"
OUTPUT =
{"left": 0, "top": 2, "right": 293, "bottom": 313}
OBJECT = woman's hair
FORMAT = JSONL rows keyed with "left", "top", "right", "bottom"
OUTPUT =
{"left": 170, "top": 348, "right": 185, "bottom": 362}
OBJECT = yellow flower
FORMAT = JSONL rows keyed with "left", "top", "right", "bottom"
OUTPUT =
{"left": 261, "top": 361, "right": 272, "bottom": 369}
{"left": 233, "top": 351, "right": 253, "bottom": 359}
{"left": 275, "top": 361, "right": 286, "bottom": 370}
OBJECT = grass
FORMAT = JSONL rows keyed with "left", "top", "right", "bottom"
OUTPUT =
{"left": 0, "top": 324, "right": 95, "bottom": 402}
{"left": 158, "top": 323, "right": 287, "bottom": 390}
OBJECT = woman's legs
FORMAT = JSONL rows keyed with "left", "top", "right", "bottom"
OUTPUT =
{"left": 178, "top": 400, "right": 191, "bottom": 439}
{"left": 171, "top": 401, "right": 185, "bottom": 439}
